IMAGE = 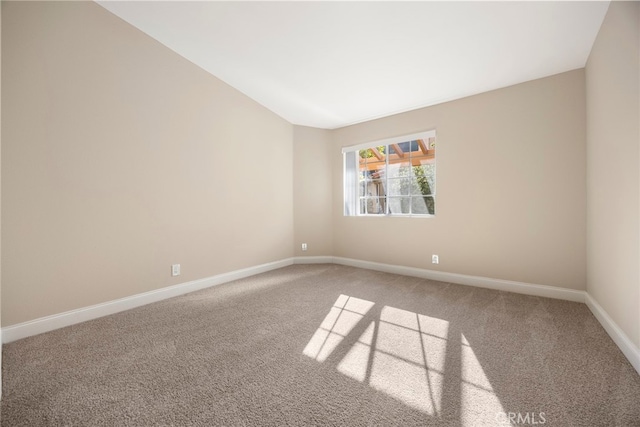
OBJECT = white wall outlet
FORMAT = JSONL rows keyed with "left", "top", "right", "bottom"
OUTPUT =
{"left": 171, "top": 264, "right": 181, "bottom": 276}
{"left": 301, "top": 243, "right": 308, "bottom": 251}
{"left": 432, "top": 255, "right": 439, "bottom": 264}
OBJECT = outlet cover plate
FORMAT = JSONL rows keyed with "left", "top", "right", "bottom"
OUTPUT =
{"left": 172, "top": 264, "right": 181, "bottom": 276}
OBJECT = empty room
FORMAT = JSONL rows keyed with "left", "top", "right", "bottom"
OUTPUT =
{"left": 1, "top": 1, "right": 639, "bottom": 426}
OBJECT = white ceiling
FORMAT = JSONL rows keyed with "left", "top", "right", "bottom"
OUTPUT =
{"left": 97, "top": 1, "right": 610, "bottom": 129}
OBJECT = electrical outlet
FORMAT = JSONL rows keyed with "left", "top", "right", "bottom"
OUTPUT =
{"left": 432, "top": 255, "right": 439, "bottom": 264}
{"left": 172, "top": 264, "right": 181, "bottom": 276}
{"left": 301, "top": 243, "right": 308, "bottom": 251}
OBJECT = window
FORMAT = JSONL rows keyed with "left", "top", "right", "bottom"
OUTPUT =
{"left": 343, "top": 130, "right": 436, "bottom": 216}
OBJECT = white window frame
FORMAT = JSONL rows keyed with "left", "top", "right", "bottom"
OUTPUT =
{"left": 343, "top": 130, "right": 436, "bottom": 217}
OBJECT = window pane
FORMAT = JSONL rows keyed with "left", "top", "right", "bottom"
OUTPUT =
{"left": 407, "top": 140, "right": 420, "bottom": 155}
{"left": 368, "top": 168, "right": 385, "bottom": 181}
{"left": 386, "top": 178, "right": 411, "bottom": 196}
{"left": 387, "top": 161, "right": 411, "bottom": 179}
{"left": 414, "top": 163, "right": 436, "bottom": 194}
{"left": 411, "top": 170, "right": 433, "bottom": 196}
{"left": 359, "top": 149, "right": 373, "bottom": 159}
{"left": 411, "top": 196, "right": 435, "bottom": 215}
{"left": 388, "top": 197, "right": 411, "bottom": 214}
{"left": 366, "top": 197, "right": 386, "bottom": 215}
{"left": 389, "top": 144, "right": 403, "bottom": 157}
{"left": 359, "top": 198, "right": 366, "bottom": 215}
{"left": 410, "top": 176, "right": 422, "bottom": 195}
{"left": 363, "top": 179, "right": 385, "bottom": 197}
{"left": 359, "top": 180, "right": 366, "bottom": 198}
{"left": 358, "top": 164, "right": 368, "bottom": 182}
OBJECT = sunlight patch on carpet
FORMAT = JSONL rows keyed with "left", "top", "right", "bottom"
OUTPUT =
{"left": 368, "top": 307, "right": 448, "bottom": 414}
{"left": 304, "top": 296, "right": 507, "bottom": 419}
{"left": 303, "top": 295, "right": 374, "bottom": 362}
{"left": 461, "top": 333, "right": 507, "bottom": 426}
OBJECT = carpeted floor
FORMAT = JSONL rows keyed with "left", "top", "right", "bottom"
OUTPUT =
{"left": 2, "top": 264, "right": 639, "bottom": 426}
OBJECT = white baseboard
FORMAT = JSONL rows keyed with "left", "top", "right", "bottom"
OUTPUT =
{"left": 0, "top": 256, "right": 613, "bottom": 351}
{"left": 585, "top": 293, "right": 640, "bottom": 376}
{"left": 293, "top": 256, "right": 334, "bottom": 264}
{"left": 1, "top": 258, "right": 294, "bottom": 344}
{"left": 332, "top": 257, "right": 586, "bottom": 303}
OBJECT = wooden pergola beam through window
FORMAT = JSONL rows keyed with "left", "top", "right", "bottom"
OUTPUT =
{"left": 370, "top": 147, "right": 385, "bottom": 161}
{"left": 417, "top": 139, "right": 429, "bottom": 155}
{"left": 359, "top": 150, "right": 435, "bottom": 171}
{"left": 391, "top": 143, "right": 405, "bottom": 158}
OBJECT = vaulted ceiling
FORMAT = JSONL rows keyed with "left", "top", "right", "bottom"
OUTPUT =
{"left": 97, "top": 1, "right": 610, "bottom": 129}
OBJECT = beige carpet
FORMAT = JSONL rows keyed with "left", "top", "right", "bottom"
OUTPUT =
{"left": 2, "top": 264, "right": 639, "bottom": 426}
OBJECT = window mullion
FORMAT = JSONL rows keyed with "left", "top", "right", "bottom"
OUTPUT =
{"left": 409, "top": 143, "right": 413, "bottom": 215}
{"left": 385, "top": 144, "right": 390, "bottom": 215}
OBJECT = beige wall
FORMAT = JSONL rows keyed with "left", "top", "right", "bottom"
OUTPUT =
{"left": 586, "top": 1, "right": 640, "bottom": 348}
{"left": 4, "top": 1, "right": 635, "bottom": 352}
{"left": 1, "top": 0, "right": 3, "bottom": 397}
{"left": 1, "top": 2, "right": 293, "bottom": 326}
{"left": 332, "top": 70, "right": 587, "bottom": 290}
{"left": 293, "top": 126, "right": 333, "bottom": 257}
